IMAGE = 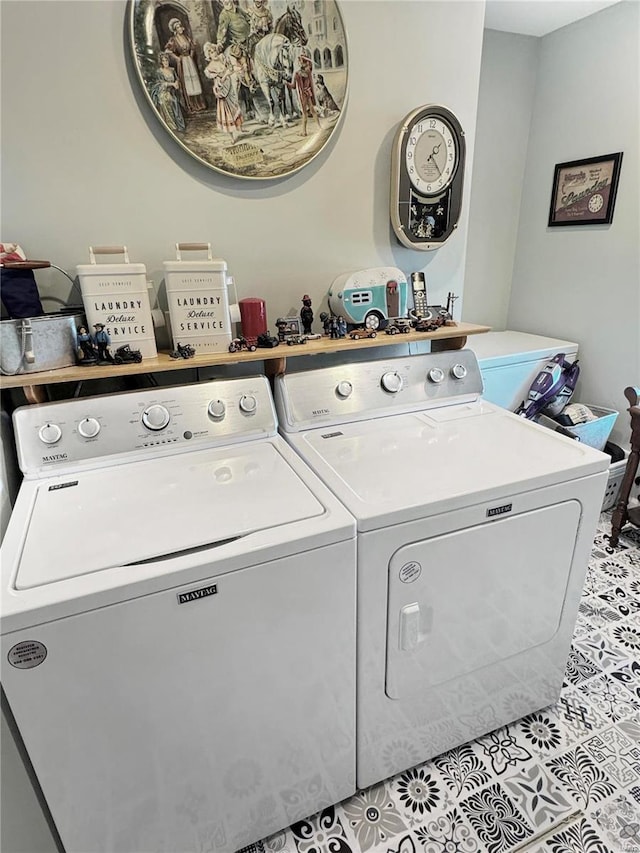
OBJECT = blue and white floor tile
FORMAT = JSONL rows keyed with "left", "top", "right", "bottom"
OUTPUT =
{"left": 247, "top": 516, "right": 640, "bottom": 853}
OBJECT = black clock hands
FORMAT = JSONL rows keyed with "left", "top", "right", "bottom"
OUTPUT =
{"left": 427, "top": 146, "right": 443, "bottom": 177}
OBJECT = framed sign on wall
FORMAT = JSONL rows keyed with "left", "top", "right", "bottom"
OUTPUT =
{"left": 548, "top": 152, "right": 623, "bottom": 227}
{"left": 129, "top": 0, "right": 348, "bottom": 180}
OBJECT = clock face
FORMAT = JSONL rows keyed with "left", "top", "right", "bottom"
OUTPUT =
{"left": 588, "top": 193, "right": 604, "bottom": 213}
{"left": 405, "top": 116, "right": 457, "bottom": 196}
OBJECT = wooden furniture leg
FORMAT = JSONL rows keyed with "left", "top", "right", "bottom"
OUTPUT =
{"left": 609, "top": 386, "right": 640, "bottom": 547}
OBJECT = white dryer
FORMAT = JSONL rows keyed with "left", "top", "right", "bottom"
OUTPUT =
{"left": 1, "top": 377, "right": 356, "bottom": 853}
{"left": 275, "top": 350, "right": 609, "bottom": 789}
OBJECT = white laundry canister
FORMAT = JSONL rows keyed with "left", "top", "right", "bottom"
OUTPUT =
{"left": 163, "top": 243, "right": 233, "bottom": 353}
{"left": 76, "top": 246, "right": 158, "bottom": 358}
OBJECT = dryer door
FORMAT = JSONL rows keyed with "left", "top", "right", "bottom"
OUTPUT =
{"left": 385, "top": 500, "right": 581, "bottom": 699}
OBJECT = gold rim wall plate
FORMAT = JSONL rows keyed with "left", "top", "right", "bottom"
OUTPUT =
{"left": 129, "top": 0, "right": 349, "bottom": 180}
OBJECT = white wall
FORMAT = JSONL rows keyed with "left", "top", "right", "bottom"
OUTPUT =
{"left": 0, "top": 2, "right": 486, "bottom": 848}
{"left": 507, "top": 1, "right": 639, "bottom": 445}
{"left": 463, "top": 29, "right": 539, "bottom": 329}
{"left": 1, "top": 0, "right": 485, "bottom": 328}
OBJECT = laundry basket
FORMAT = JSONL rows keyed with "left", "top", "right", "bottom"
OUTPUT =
{"left": 536, "top": 405, "right": 618, "bottom": 451}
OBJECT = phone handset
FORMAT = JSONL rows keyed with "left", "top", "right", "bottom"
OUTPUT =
{"left": 410, "top": 272, "right": 429, "bottom": 318}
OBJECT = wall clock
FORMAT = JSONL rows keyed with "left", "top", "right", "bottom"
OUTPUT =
{"left": 390, "top": 104, "right": 465, "bottom": 250}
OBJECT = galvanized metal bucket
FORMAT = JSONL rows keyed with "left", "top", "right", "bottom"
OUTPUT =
{"left": 0, "top": 313, "right": 85, "bottom": 375}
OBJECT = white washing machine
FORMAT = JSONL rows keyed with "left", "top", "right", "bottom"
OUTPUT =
{"left": 466, "top": 330, "right": 579, "bottom": 411}
{"left": 0, "top": 377, "right": 356, "bottom": 853}
{"left": 275, "top": 350, "right": 609, "bottom": 789}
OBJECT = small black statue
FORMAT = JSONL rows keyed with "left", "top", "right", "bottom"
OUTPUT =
{"left": 300, "top": 294, "right": 314, "bottom": 335}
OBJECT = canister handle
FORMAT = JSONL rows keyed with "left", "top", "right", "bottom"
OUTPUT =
{"left": 89, "top": 246, "right": 130, "bottom": 264}
{"left": 175, "top": 242, "right": 213, "bottom": 261}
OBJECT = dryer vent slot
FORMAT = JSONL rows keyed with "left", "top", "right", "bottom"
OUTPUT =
{"left": 125, "top": 536, "right": 241, "bottom": 566}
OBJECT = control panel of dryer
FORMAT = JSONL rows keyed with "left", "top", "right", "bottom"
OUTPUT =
{"left": 14, "top": 377, "right": 277, "bottom": 475}
{"left": 275, "top": 350, "right": 484, "bottom": 432}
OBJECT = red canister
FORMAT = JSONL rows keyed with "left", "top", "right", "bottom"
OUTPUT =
{"left": 239, "top": 298, "right": 267, "bottom": 344}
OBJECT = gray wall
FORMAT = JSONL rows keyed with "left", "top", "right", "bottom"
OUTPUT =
{"left": 508, "top": 0, "right": 639, "bottom": 446}
{"left": 1, "top": 0, "right": 485, "bottom": 327}
{"left": 0, "top": 2, "right": 485, "bottom": 849}
{"left": 464, "top": 1, "right": 639, "bottom": 446}
{"left": 463, "top": 30, "right": 539, "bottom": 329}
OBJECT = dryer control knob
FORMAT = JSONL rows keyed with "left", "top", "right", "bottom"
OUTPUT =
{"left": 39, "top": 422, "right": 62, "bottom": 445}
{"left": 381, "top": 371, "right": 403, "bottom": 393}
{"left": 336, "top": 380, "right": 353, "bottom": 399}
{"left": 428, "top": 367, "right": 445, "bottom": 384}
{"left": 451, "top": 363, "right": 467, "bottom": 380}
{"left": 239, "top": 394, "right": 257, "bottom": 414}
{"left": 78, "top": 417, "right": 101, "bottom": 438}
{"left": 142, "top": 404, "right": 170, "bottom": 431}
{"left": 208, "top": 399, "right": 226, "bottom": 419}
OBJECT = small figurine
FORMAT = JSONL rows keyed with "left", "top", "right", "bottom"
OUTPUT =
{"left": 113, "top": 344, "right": 143, "bottom": 364}
{"left": 349, "top": 327, "right": 377, "bottom": 340}
{"left": 91, "top": 323, "right": 113, "bottom": 363}
{"left": 76, "top": 325, "right": 97, "bottom": 364}
{"left": 275, "top": 316, "right": 302, "bottom": 342}
{"left": 446, "top": 292, "right": 459, "bottom": 318}
{"left": 413, "top": 307, "right": 453, "bottom": 332}
{"left": 319, "top": 311, "right": 332, "bottom": 336}
{"left": 275, "top": 318, "right": 289, "bottom": 342}
{"left": 300, "top": 294, "right": 314, "bottom": 335}
{"left": 170, "top": 342, "right": 196, "bottom": 359}
{"left": 286, "top": 334, "right": 308, "bottom": 346}
{"left": 337, "top": 316, "right": 347, "bottom": 338}
{"left": 385, "top": 319, "right": 411, "bottom": 335}
{"left": 256, "top": 331, "right": 280, "bottom": 348}
{"left": 229, "top": 336, "right": 257, "bottom": 353}
{"left": 329, "top": 315, "right": 339, "bottom": 339}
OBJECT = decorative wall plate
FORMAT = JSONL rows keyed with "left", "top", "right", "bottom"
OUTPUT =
{"left": 129, "top": 0, "right": 348, "bottom": 180}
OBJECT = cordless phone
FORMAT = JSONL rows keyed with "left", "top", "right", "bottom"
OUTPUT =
{"left": 410, "top": 272, "right": 428, "bottom": 317}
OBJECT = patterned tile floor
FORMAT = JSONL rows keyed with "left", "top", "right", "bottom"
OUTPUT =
{"left": 248, "top": 516, "right": 640, "bottom": 853}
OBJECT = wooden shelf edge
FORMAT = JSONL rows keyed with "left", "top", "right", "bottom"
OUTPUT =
{"left": 0, "top": 322, "right": 491, "bottom": 394}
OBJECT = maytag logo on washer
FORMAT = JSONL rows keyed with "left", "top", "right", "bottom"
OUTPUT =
{"left": 177, "top": 584, "right": 218, "bottom": 604}
{"left": 487, "top": 503, "right": 513, "bottom": 518}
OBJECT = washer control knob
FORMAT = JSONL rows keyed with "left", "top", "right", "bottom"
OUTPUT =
{"left": 239, "top": 394, "right": 257, "bottom": 414}
{"left": 336, "top": 380, "right": 353, "bottom": 399}
{"left": 208, "top": 399, "right": 226, "bottom": 419}
{"left": 78, "top": 417, "right": 101, "bottom": 439}
{"left": 142, "top": 404, "right": 170, "bottom": 431}
{"left": 381, "top": 371, "right": 403, "bottom": 393}
{"left": 428, "top": 367, "right": 445, "bottom": 384}
{"left": 451, "top": 363, "right": 467, "bottom": 380}
{"left": 39, "top": 423, "right": 62, "bottom": 445}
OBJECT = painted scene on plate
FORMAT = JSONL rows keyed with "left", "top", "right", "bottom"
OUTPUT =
{"left": 130, "top": 0, "right": 348, "bottom": 179}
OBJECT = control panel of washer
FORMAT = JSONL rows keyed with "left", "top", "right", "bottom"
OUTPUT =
{"left": 275, "top": 349, "right": 484, "bottom": 432}
{"left": 14, "top": 376, "right": 277, "bottom": 475}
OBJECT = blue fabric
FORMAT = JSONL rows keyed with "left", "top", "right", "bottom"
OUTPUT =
{"left": 0, "top": 268, "right": 44, "bottom": 319}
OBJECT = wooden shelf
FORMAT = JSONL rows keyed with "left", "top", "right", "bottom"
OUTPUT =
{"left": 0, "top": 322, "right": 491, "bottom": 401}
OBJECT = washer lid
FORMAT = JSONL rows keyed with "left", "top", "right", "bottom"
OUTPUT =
{"left": 289, "top": 402, "right": 609, "bottom": 530}
{"left": 13, "top": 441, "right": 325, "bottom": 589}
